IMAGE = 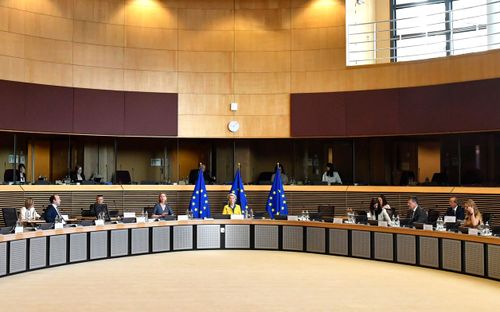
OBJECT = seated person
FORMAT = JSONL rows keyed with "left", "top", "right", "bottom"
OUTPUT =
{"left": 271, "top": 163, "right": 289, "bottom": 185}
{"left": 90, "top": 195, "right": 109, "bottom": 220}
{"left": 406, "top": 196, "right": 427, "bottom": 227}
{"left": 44, "top": 194, "right": 65, "bottom": 223}
{"left": 377, "top": 194, "right": 393, "bottom": 217}
{"left": 321, "top": 163, "right": 342, "bottom": 185}
{"left": 19, "top": 197, "right": 40, "bottom": 221}
{"left": 188, "top": 163, "right": 216, "bottom": 185}
{"left": 463, "top": 199, "right": 482, "bottom": 228}
{"left": 16, "top": 164, "right": 27, "bottom": 183}
{"left": 70, "top": 165, "right": 85, "bottom": 183}
{"left": 222, "top": 193, "right": 241, "bottom": 215}
{"left": 368, "top": 197, "right": 391, "bottom": 223}
{"left": 445, "top": 196, "right": 465, "bottom": 221}
{"left": 152, "top": 192, "right": 174, "bottom": 218}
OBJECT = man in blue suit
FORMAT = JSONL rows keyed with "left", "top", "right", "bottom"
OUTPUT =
{"left": 445, "top": 197, "right": 465, "bottom": 220}
{"left": 44, "top": 194, "right": 63, "bottom": 223}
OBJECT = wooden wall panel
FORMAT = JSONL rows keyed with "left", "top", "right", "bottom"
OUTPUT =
{"left": 24, "top": 12, "right": 73, "bottom": 41}
{"left": 73, "top": 20, "right": 124, "bottom": 46}
{"left": 73, "top": 0, "right": 125, "bottom": 24}
{"left": 123, "top": 70, "right": 177, "bottom": 93}
{"left": 124, "top": 48, "right": 176, "bottom": 71}
{"left": 73, "top": 43, "right": 123, "bottom": 68}
{"left": 0, "top": 0, "right": 499, "bottom": 140}
{"left": 235, "top": 51, "right": 290, "bottom": 72}
{"left": 178, "top": 51, "right": 233, "bottom": 73}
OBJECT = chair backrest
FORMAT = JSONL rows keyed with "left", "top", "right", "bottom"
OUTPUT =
{"left": 115, "top": 170, "right": 131, "bottom": 184}
{"left": 318, "top": 205, "right": 335, "bottom": 217}
{"left": 144, "top": 207, "right": 154, "bottom": 218}
{"left": 482, "top": 212, "right": 493, "bottom": 224}
{"left": 0, "top": 226, "right": 14, "bottom": 235}
{"left": 38, "top": 223, "right": 54, "bottom": 230}
{"left": 3, "top": 169, "right": 15, "bottom": 182}
{"left": 2, "top": 208, "right": 18, "bottom": 227}
{"left": 427, "top": 209, "right": 440, "bottom": 224}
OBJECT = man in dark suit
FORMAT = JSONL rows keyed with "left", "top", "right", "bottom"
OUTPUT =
{"left": 188, "top": 163, "right": 216, "bottom": 185}
{"left": 406, "top": 196, "right": 427, "bottom": 226}
{"left": 44, "top": 194, "right": 64, "bottom": 223}
{"left": 445, "top": 196, "right": 465, "bottom": 220}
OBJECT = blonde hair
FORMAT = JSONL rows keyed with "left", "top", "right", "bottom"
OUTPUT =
{"left": 464, "top": 199, "right": 479, "bottom": 216}
{"left": 24, "top": 197, "right": 34, "bottom": 208}
{"left": 464, "top": 199, "right": 482, "bottom": 227}
{"left": 227, "top": 193, "right": 237, "bottom": 200}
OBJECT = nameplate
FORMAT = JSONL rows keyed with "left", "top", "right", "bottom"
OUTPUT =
{"left": 135, "top": 216, "right": 146, "bottom": 223}
{"left": 378, "top": 221, "right": 388, "bottom": 227}
{"left": 444, "top": 216, "right": 456, "bottom": 223}
{"left": 423, "top": 224, "right": 433, "bottom": 231}
{"left": 95, "top": 219, "right": 105, "bottom": 226}
{"left": 14, "top": 226, "right": 23, "bottom": 234}
{"left": 61, "top": 214, "right": 69, "bottom": 221}
{"left": 177, "top": 215, "right": 189, "bottom": 221}
{"left": 333, "top": 218, "right": 343, "bottom": 224}
{"left": 54, "top": 223, "right": 64, "bottom": 229}
{"left": 468, "top": 228, "right": 479, "bottom": 236}
{"left": 287, "top": 216, "right": 299, "bottom": 221}
{"left": 124, "top": 212, "right": 136, "bottom": 218}
{"left": 230, "top": 214, "right": 244, "bottom": 220}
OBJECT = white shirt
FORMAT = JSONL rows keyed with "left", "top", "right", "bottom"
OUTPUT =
{"left": 322, "top": 172, "right": 342, "bottom": 184}
{"left": 377, "top": 208, "right": 392, "bottom": 223}
{"left": 19, "top": 207, "right": 40, "bottom": 220}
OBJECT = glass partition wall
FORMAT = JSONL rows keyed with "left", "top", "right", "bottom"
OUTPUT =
{"left": 1, "top": 132, "right": 499, "bottom": 186}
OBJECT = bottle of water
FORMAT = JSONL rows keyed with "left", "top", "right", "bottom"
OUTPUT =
{"left": 391, "top": 214, "right": 395, "bottom": 226}
{"left": 249, "top": 208, "right": 254, "bottom": 219}
{"left": 484, "top": 221, "right": 491, "bottom": 236}
{"left": 395, "top": 215, "right": 400, "bottom": 227}
{"left": 305, "top": 210, "right": 310, "bottom": 221}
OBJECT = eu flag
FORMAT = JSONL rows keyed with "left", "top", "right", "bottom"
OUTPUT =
{"left": 266, "top": 166, "right": 288, "bottom": 218}
{"left": 230, "top": 168, "right": 248, "bottom": 213}
{"left": 189, "top": 168, "right": 211, "bottom": 218}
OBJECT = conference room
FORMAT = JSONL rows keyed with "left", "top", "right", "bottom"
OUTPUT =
{"left": 0, "top": 0, "right": 499, "bottom": 311}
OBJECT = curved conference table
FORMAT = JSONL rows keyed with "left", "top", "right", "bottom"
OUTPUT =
{"left": 0, "top": 219, "right": 498, "bottom": 281}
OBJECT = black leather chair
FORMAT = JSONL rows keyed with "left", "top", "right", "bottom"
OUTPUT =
{"left": 256, "top": 172, "right": 273, "bottom": 185}
{"left": 0, "top": 226, "right": 13, "bottom": 234}
{"left": 114, "top": 170, "right": 131, "bottom": 184}
{"left": 427, "top": 209, "right": 440, "bottom": 225}
{"left": 3, "top": 169, "right": 15, "bottom": 182}
{"left": 318, "top": 205, "right": 335, "bottom": 221}
{"left": 2, "top": 208, "right": 18, "bottom": 227}
{"left": 144, "top": 207, "right": 154, "bottom": 218}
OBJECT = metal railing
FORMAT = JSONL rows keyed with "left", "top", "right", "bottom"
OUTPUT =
{"left": 347, "top": 0, "right": 500, "bottom": 65}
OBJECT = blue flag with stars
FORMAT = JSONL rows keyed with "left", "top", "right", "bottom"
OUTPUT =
{"left": 230, "top": 168, "right": 248, "bottom": 213}
{"left": 266, "top": 167, "right": 288, "bottom": 218}
{"left": 189, "top": 168, "right": 211, "bottom": 218}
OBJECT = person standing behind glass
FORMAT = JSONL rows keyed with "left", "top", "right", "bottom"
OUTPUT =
{"left": 222, "top": 193, "right": 241, "bottom": 215}
{"left": 19, "top": 198, "right": 40, "bottom": 221}
{"left": 463, "top": 199, "right": 482, "bottom": 228}
{"left": 152, "top": 192, "right": 174, "bottom": 218}
{"left": 17, "top": 164, "right": 27, "bottom": 183}
{"left": 271, "top": 163, "right": 289, "bottom": 185}
{"left": 322, "top": 163, "right": 342, "bottom": 185}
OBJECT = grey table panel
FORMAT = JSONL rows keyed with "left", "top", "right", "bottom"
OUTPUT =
{"left": 197, "top": 225, "right": 221, "bottom": 249}
{"left": 0, "top": 243, "right": 6, "bottom": 276}
{"left": 442, "top": 239, "right": 462, "bottom": 272}
{"left": 152, "top": 226, "right": 170, "bottom": 252}
{"left": 396, "top": 234, "right": 416, "bottom": 264}
{"left": 283, "top": 226, "right": 303, "bottom": 251}
{"left": 254, "top": 225, "right": 279, "bottom": 250}
{"left": 131, "top": 228, "right": 149, "bottom": 255}
{"left": 225, "top": 225, "right": 250, "bottom": 249}
{"left": 173, "top": 226, "right": 193, "bottom": 250}
{"left": 9, "top": 240, "right": 27, "bottom": 274}
{"left": 419, "top": 237, "right": 439, "bottom": 268}
{"left": 374, "top": 232, "right": 393, "bottom": 261}
{"left": 70, "top": 233, "right": 88, "bottom": 263}
{"left": 329, "top": 229, "right": 348, "bottom": 256}
{"left": 307, "top": 227, "right": 325, "bottom": 253}
{"left": 464, "top": 241, "right": 484, "bottom": 276}
{"left": 49, "top": 235, "right": 67, "bottom": 266}
{"left": 351, "top": 231, "right": 371, "bottom": 259}
{"left": 488, "top": 244, "right": 500, "bottom": 280}
{"left": 111, "top": 230, "right": 129, "bottom": 257}
{"left": 90, "top": 231, "right": 108, "bottom": 260}
{"left": 29, "top": 237, "right": 47, "bottom": 269}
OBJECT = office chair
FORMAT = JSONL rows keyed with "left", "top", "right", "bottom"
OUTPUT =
{"left": 2, "top": 208, "right": 18, "bottom": 227}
